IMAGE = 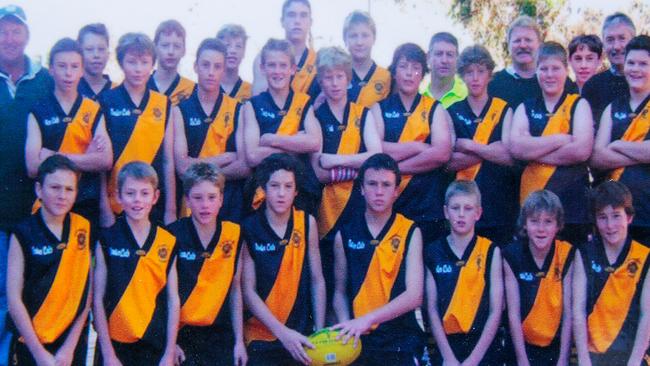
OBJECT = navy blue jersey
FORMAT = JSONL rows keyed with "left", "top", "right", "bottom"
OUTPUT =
{"left": 242, "top": 208, "right": 313, "bottom": 351}
{"left": 448, "top": 97, "right": 518, "bottom": 228}
{"left": 523, "top": 94, "right": 590, "bottom": 224}
{"left": 178, "top": 89, "right": 244, "bottom": 222}
{"left": 31, "top": 92, "right": 102, "bottom": 205}
{"left": 168, "top": 217, "right": 242, "bottom": 354}
{"left": 339, "top": 211, "right": 424, "bottom": 354}
{"left": 381, "top": 93, "right": 451, "bottom": 222}
{"left": 98, "top": 217, "right": 177, "bottom": 350}
{"left": 78, "top": 75, "right": 113, "bottom": 100}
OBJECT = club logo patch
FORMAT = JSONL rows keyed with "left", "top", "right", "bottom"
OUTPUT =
{"left": 390, "top": 235, "right": 401, "bottom": 253}
{"left": 374, "top": 81, "right": 384, "bottom": 94}
{"left": 153, "top": 107, "right": 163, "bottom": 120}
{"left": 222, "top": 240, "right": 233, "bottom": 257}
{"left": 627, "top": 260, "right": 639, "bottom": 277}
{"left": 158, "top": 246, "right": 168, "bottom": 261}
{"left": 76, "top": 229, "right": 87, "bottom": 250}
{"left": 291, "top": 231, "right": 302, "bottom": 247}
{"left": 82, "top": 112, "right": 91, "bottom": 124}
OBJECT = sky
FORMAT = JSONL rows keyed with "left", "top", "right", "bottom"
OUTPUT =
{"left": 17, "top": 0, "right": 633, "bottom": 82}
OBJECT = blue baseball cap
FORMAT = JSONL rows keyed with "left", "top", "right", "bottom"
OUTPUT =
{"left": 0, "top": 5, "right": 26, "bottom": 24}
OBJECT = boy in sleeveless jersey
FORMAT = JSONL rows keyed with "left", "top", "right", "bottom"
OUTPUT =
{"left": 424, "top": 180, "right": 503, "bottom": 365}
{"left": 241, "top": 154, "right": 325, "bottom": 365}
{"left": 503, "top": 190, "right": 574, "bottom": 365}
{"left": 573, "top": 181, "right": 650, "bottom": 366}
{"left": 7, "top": 156, "right": 91, "bottom": 365}
{"left": 168, "top": 163, "right": 246, "bottom": 366}
{"left": 332, "top": 153, "right": 425, "bottom": 365}
{"left": 94, "top": 162, "right": 179, "bottom": 365}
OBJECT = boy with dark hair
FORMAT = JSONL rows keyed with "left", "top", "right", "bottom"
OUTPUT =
{"left": 241, "top": 153, "right": 325, "bottom": 366}
{"left": 573, "top": 181, "right": 650, "bottom": 366}
{"left": 94, "top": 161, "right": 179, "bottom": 365}
{"left": 568, "top": 34, "right": 603, "bottom": 93}
{"left": 217, "top": 24, "right": 252, "bottom": 103}
{"left": 332, "top": 153, "right": 425, "bottom": 365}
{"left": 25, "top": 37, "right": 112, "bottom": 223}
{"left": 7, "top": 155, "right": 91, "bottom": 366}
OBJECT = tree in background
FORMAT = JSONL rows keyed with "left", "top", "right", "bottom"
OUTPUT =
{"left": 442, "top": 0, "right": 650, "bottom": 67}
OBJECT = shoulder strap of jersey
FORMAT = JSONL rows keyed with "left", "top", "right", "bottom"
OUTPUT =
{"left": 277, "top": 92, "right": 311, "bottom": 136}
{"left": 397, "top": 96, "right": 436, "bottom": 195}
{"left": 291, "top": 49, "right": 317, "bottom": 94}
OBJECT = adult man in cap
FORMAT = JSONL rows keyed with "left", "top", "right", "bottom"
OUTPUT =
{"left": 0, "top": 5, "right": 52, "bottom": 364}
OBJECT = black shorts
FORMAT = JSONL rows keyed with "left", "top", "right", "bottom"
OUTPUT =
{"left": 247, "top": 347, "right": 301, "bottom": 366}
{"left": 12, "top": 324, "right": 88, "bottom": 366}
{"left": 352, "top": 349, "right": 420, "bottom": 366}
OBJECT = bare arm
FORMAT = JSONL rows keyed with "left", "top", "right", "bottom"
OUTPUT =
{"left": 447, "top": 149, "right": 483, "bottom": 172}
{"left": 160, "top": 259, "right": 180, "bottom": 366}
{"left": 319, "top": 111, "right": 383, "bottom": 170}
{"left": 557, "top": 263, "right": 574, "bottom": 366}
{"left": 627, "top": 266, "right": 650, "bottom": 366}
{"left": 6, "top": 235, "right": 56, "bottom": 365}
{"left": 504, "top": 261, "right": 531, "bottom": 366}
{"left": 464, "top": 248, "right": 503, "bottom": 366}
{"left": 398, "top": 105, "right": 452, "bottom": 174}
{"left": 243, "top": 102, "right": 283, "bottom": 167}
{"left": 333, "top": 228, "right": 424, "bottom": 346}
{"left": 261, "top": 107, "right": 322, "bottom": 154}
{"left": 25, "top": 113, "right": 43, "bottom": 178}
{"left": 219, "top": 110, "right": 252, "bottom": 179}
{"left": 537, "top": 100, "right": 594, "bottom": 165}
{"left": 332, "top": 232, "right": 350, "bottom": 322}
{"left": 372, "top": 104, "right": 428, "bottom": 162}
{"left": 241, "top": 243, "right": 314, "bottom": 364}
{"left": 425, "top": 267, "right": 459, "bottom": 365}
{"left": 509, "top": 104, "right": 571, "bottom": 161}
{"left": 572, "top": 250, "right": 592, "bottom": 366}
{"left": 308, "top": 215, "right": 326, "bottom": 330}
{"left": 93, "top": 243, "right": 122, "bottom": 365}
{"left": 609, "top": 140, "right": 650, "bottom": 164}
{"left": 590, "top": 104, "right": 637, "bottom": 170}
{"left": 62, "top": 116, "right": 114, "bottom": 172}
{"left": 163, "top": 120, "right": 177, "bottom": 225}
{"left": 98, "top": 172, "right": 115, "bottom": 228}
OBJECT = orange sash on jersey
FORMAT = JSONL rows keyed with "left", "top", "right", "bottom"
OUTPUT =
{"left": 456, "top": 98, "right": 507, "bottom": 181}
{"left": 252, "top": 93, "right": 311, "bottom": 209}
{"left": 108, "top": 226, "right": 176, "bottom": 343}
{"left": 519, "top": 94, "right": 579, "bottom": 204}
{"left": 522, "top": 240, "right": 572, "bottom": 347}
{"left": 610, "top": 103, "right": 650, "bottom": 181}
{"left": 356, "top": 66, "right": 391, "bottom": 108}
{"left": 443, "top": 236, "right": 492, "bottom": 334}
{"left": 352, "top": 214, "right": 412, "bottom": 330}
{"left": 180, "top": 96, "right": 239, "bottom": 217}
{"left": 245, "top": 209, "right": 306, "bottom": 343}
{"left": 168, "top": 76, "right": 196, "bottom": 107}
{"left": 180, "top": 221, "right": 240, "bottom": 327}
{"left": 588, "top": 241, "right": 649, "bottom": 353}
{"left": 31, "top": 213, "right": 91, "bottom": 344}
{"left": 232, "top": 80, "right": 252, "bottom": 103}
{"left": 317, "top": 103, "right": 364, "bottom": 239}
{"left": 396, "top": 97, "right": 436, "bottom": 196}
{"left": 32, "top": 98, "right": 101, "bottom": 213}
{"left": 291, "top": 49, "right": 316, "bottom": 94}
{"left": 108, "top": 91, "right": 167, "bottom": 213}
